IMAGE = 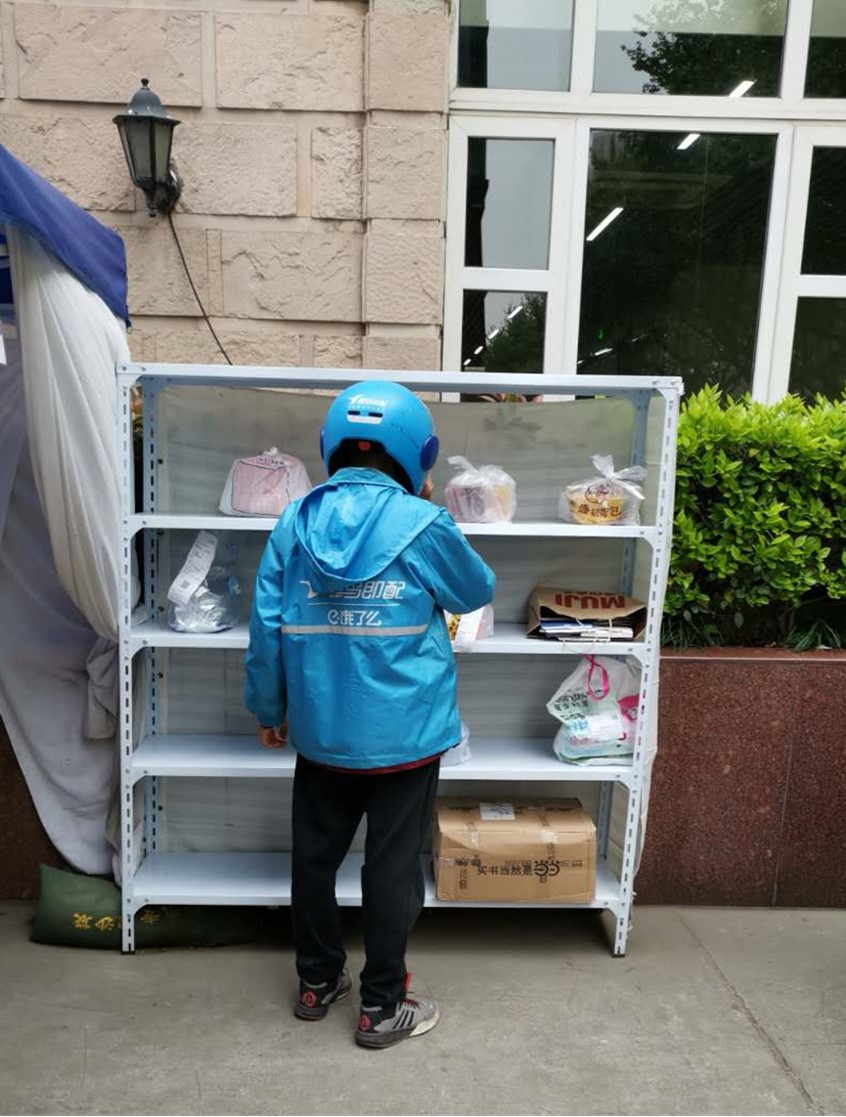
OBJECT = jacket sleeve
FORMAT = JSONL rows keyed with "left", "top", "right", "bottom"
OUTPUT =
{"left": 244, "top": 530, "right": 287, "bottom": 727}
{"left": 413, "top": 510, "right": 496, "bottom": 615}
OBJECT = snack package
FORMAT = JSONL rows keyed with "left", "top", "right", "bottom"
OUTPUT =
{"left": 441, "top": 721, "right": 471, "bottom": 768}
{"left": 546, "top": 655, "right": 640, "bottom": 764}
{"left": 219, "top": 448, "right": 312, "bottom": 518}
{"left": 166, "top": 531, "right": 241, "bottom": 633}
{"left": 444, "top": 456, "right": 516, "bottom": 524}
{"left": 444, "top": 605, "right": 494, "bottom": 649}
{"left": 559, "top": 455, "right": 646, "bottom": 526}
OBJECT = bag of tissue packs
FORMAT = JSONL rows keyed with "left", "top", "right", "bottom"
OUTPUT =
{"left": 166, "top": 531, "right": 240, "bottom": 633}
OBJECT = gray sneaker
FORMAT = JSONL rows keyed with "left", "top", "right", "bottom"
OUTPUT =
{"left": 355, "top": 988, "right": 440, "bottom": 1049}
{"left": 294, "top": 968, "right": 352, "bottom": 1021}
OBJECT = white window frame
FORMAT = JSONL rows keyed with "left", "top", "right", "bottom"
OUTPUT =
{"left": 769, "top": 125, "right": 846, "bottom": 401}
{"left": 445, "top": 113, "right": 794, "bottom": 400}
{"left": 443, "top": 0, "right": 846, "bottom": 399}
{"left": 443, "top": 116, "right": 575, "bottom": 377}
{"left": 449, "top": 0, "right": 846, "bottom": 121}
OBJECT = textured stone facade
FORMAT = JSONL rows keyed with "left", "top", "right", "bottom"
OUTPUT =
{"left": 215, "top": 11, "right": 364, "bottom": 112}
{"left": 16, "top": 5, "right": 203, "bottom": 106}
{"left": 1, "top": 0, "right": 449, "bottom": 374}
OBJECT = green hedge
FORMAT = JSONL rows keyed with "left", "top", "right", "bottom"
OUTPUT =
{"left": 663, "top": 387, "right": 846, "bottom": 648}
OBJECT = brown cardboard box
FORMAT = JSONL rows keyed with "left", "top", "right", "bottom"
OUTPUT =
{"left": 433, "top": 799, "right": 596, "bottom": 903}
{"left": 527, "top": 587, "right": 646, "bottom": 640}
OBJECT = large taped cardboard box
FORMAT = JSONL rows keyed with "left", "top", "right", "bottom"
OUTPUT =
{"left": 433, "top": 799, "right": 596, "bottom": 903}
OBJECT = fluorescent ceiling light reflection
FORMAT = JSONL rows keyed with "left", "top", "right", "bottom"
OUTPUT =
{"left": 593, "top": 347, "right": 613, "bottom": 357}
{"left": 729, "top": 79, "right": 755, "bottom": 97}
{"left": 463, "top": 358, "right": 472, "bottom": 366}
{"left": 586, "top": 207, "right": 624, "bottom": 242}
{"left": 507, "top": 305, "right": 524, "bottom": 320}
{"left": 473, "top": 345, "right": 484, "bottom": 355}
{"left": 488, "top": 328, "right": 500, "bottom": 340}
{"left": 678, "top": 132, "right": 701, "bottom": 150}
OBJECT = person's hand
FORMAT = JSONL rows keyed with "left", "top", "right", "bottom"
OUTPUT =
{"left": 419, "top": 477, "right": 434, "bottom": 501}
{"left": 258, "top": 724, "right": 287, "bottom": 749}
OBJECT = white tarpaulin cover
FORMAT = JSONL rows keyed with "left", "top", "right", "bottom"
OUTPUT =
{"left": 0, "top": 222, "right": 129, "bottom": 874}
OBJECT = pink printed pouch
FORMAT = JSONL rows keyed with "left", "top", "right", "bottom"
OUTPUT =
{"left": 219, "top": 448, "right": 312, "bottom": 517}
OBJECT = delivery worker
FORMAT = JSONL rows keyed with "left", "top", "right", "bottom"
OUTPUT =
{"left": 245, "top": 381, "right": 495, "bottom": 1049}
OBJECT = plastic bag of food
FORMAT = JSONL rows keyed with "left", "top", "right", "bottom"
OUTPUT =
{"left": 547, "top": 655, "right": 640, "bottom": 763}
{"left": 444, "top": 605, "right": 494, "bottom": 649}
{"left": 441, "top": 721, "right": 472, "bottom": 768}
{"left": 166, "top": 531, "right": 241, "bottom": 633}
{"left": 444, "top": 456, "right": 516, "bottom": 523}
{"left": 219, "top": 448, "right": 312, "bottom": 517}
{"left": 559, "top": 455, "right": 646, "bottom": 526}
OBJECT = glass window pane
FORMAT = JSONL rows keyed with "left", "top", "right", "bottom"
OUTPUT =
{"left": 789, "top": 298, "right": 846, "bottom": 399}
{"left": 465, "top": 138, "right": 553, "bottom": 271}
{"left": 806, "top": 0, "right": 846, "bottom": 98}
{"left": 123, "top": 119, "right": 153, "bottom": 184}
{"left": 578, "top": 130, "right": 776, "bottom": 397}
{"left": 594, "top": 0, "right": 787, "bottom": 96}
{"left": 802, "top": 148, "right": 846, "bottom": 275}
{"left": 458, "top": 0, "right": 573, "bottom": 92}
{"left": 462, "top": 291, "right": 546, "bottom": 372}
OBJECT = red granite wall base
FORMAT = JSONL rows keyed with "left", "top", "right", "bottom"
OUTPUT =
{"left": 637, "top": 649, "right": 846, "bottom": 907}
{"left": 0, "top": 720, "right": 63, "bottom": 899}
{"left": 2, "top": 649, "right": 846, "bottom": 904}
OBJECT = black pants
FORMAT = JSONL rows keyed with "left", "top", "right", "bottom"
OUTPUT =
{"left": 291, "top": 754, "right": 440, "bottom": 1011}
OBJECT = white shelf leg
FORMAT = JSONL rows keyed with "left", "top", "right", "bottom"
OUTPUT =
{"left": 118, "top": 373, "right": 137, "bottom": 953}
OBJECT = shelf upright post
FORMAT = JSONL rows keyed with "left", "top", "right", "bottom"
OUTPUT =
{"left": 142, "top": 377, "right": 161, "bottom": 868}
{"left": 117, "top": 366, "right": 139, "bottom": 953}
{"left": 612, "top": 385, "right": 680, "bottom": 956}
{"left": 619, "top": 390, "right": 651, "bottom": 598}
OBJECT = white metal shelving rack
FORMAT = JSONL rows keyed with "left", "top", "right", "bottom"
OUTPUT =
{"left": 117, "top": 365, "right": 681, "bottom": 955}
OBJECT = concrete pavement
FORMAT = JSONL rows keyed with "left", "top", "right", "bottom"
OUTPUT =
{"left": 1, "top": 902, "right": 844, "bottom": 1116}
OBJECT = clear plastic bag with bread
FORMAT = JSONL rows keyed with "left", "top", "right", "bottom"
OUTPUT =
{"left": 559, "top": 454, "right": 646, "bottom": 526}
{"left": 444, "top": 455, "right": 516, "bottom": 524}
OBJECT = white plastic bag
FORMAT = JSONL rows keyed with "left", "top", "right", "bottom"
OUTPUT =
{"left": 166, "top": 532, "right": 241, "bottom": 633}
{"left": 441, "top": 721, "right": 472, "bottom": 767}
{"left": 444, "top": 456, "right": 516, "bottom": 523}
{"left": 444, "top": 605, "right": 494, "bottom": 649}
{"left": 547, "top": 655, "right": 640, "bottom": 763}
{"left": 559, "top": 455, "right": 646, "bottom": 526}
{"left": 219, "top": 448, "right": 312, "bottom": 518}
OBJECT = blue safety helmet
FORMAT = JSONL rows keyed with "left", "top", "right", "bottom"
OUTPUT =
{"left": 320, "top": 381, "right": 440, "bottom": 495}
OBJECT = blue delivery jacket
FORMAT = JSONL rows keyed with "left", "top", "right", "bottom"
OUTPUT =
{"left": 244, "top": 468, "right": 496, "bottom": 770}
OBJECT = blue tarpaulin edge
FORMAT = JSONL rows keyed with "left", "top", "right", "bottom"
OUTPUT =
{"left": 0, "top": 143, "right": 129, "bottom": 324}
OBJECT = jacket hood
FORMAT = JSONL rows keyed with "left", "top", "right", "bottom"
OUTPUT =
{"left": 293, "top": 468, "right": 441, "bottom": 591}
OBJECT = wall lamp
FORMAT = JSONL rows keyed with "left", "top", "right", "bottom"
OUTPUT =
{"left": 114, "top": 79, "right": 182, "bottom": 217}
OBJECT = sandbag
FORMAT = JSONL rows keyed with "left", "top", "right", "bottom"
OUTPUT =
{"left": 31, "top": 865, "right": 260, "bottom": 949}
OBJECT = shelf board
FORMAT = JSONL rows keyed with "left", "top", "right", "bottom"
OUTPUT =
{"left": 130, "top": 514, "right": 276, "bottom": 534}
{"left": 128, "top": 512, "right": 657, "bottom": 543}
{"left": 130, "top": 619, "right": 645, "bottom": 659}
{"left": 130, "top": 734, "right": 633, "bottom": 785}
{"left": 121, "top": 363, "right": 682, "bottom": 397}
{"left": 131, "top": 850, "right": 620, "bottom": 912}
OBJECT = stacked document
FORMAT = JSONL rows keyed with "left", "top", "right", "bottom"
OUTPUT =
{"left": 538, "top": 619, "right": 634, "bottom": 641}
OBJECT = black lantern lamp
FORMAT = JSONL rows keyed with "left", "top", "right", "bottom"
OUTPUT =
{"left": 114, "top": 78, "right": 182, "bottom": 217}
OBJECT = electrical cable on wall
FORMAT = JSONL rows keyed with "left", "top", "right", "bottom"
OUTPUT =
{"left": 167, "top": 213, "right": 232, "bottom": 365}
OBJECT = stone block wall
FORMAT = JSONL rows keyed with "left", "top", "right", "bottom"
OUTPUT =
{"left": 0, "top": 0, "right": 448, "bottom": 371}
